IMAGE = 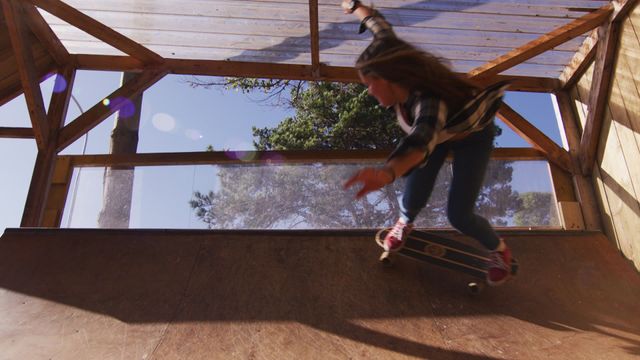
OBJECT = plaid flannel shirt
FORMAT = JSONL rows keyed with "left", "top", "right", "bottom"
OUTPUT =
{"left": 359, "top": 13, "right": 509, "bottom": 168}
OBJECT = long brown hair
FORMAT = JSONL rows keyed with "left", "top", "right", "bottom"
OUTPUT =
{"left": 356, "top": 36, "right": 477, "bottom": 112}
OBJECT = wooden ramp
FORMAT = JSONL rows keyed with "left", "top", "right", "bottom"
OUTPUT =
{"left": 1, "top": 229, "right": 639, "bottom": 359}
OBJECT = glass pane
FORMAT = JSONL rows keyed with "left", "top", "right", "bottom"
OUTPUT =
{"left": 62, "top": 160, "right": 560, "bottom": 230}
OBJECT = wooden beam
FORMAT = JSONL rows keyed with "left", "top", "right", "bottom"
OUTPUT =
{"left": 22, "top": 3, "right": 70, "bottom": 65}
{"left": 71, "top": 55, "right": 561, "bottom": 92}
{"left": 57, "top": 67, "right": 168, "bottom": 151}
{"left": 469, "top": 4, "right": 613, "bottom": 80}
{"left": 553, "top": 90, "right": 602, "bottom": 230}
{"left": 26, "top": 66, "right": 75, "bottom": 226}
{"left": 560, "top": 29, "right": 598, "bottom": 89}
{"left": 65, "top": 148, "right": 546, "bottom": 168}
{"left": 0, "top": 127, "right": 34, "bottom": 138}
{"left": 20, "top": 66, "right": 76, "bottom": 227}
{"left": 612, "top": 0, "right": 640, "bottom": 23}
{"left": 47, "top": 65, "right": 76, "bottom": 132}
{"left": 578, "top": 25, "right": 618, "bottom": 175}
{"left": 0, "top": 56, "right": 56, "bottom": 107}
{"left": 2, "top": 0, "right": 49, "bottom": 150}
{"left": 28, "top": 0, "right": 164, "bottom": 65}
{"left": 308, "top": 0, "right": 320, "bottom": 77}
{"left": 559, "top": 0, "right": 636, "bottom": 90}
{"left": 497, "top": 103, "right": 572, "bottom": 172}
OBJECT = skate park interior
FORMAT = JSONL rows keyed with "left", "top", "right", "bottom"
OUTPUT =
{"left": 1, "top": 1, "right": 640, "bottom": 358}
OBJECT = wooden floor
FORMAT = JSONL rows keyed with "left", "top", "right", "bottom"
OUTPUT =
{"left": 1, "top": 228, "right": 639, "bottom": 360}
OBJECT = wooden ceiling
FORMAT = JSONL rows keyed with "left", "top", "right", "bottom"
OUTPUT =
{"left": 35, "top": 0, "right": 607, "bottom": 77}
{"left": 0, "top": 0, "right": 617, "bottom": 100}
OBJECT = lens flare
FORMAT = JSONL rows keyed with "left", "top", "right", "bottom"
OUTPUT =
{"left": 109, "top": 97, "right": 136, "bottom": 118}
{"left": 185, "top": 128, "right": 203, "bottom": 140}
{"left": 52, "top": 76, "right": 68, "bottom": 93}
{"left": 152, "top": 113, "right": 176, "bottom": 132}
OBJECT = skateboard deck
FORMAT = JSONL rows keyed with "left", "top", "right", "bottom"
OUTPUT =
{"left": 376, "top": 228, "right": 518, "bottom": 292}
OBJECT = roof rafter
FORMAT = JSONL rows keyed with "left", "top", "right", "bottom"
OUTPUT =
{"left": 560, "top": 29, "right": 599, "bottom": 89}
{"left": 57, "top": 67, "right": 169, "bottom": 151}
{"left": 22, "top": 3, "right": 70, "bottom": 66}
{"left": 27, "top": 0, "right": 164, "bottom": 65}
{"left": 496, "top": 103, "right": 572, "bottom": 172}
{"left": 2, "top": 0, "right": 49, "bottom": 150}
{"left": 469, "top": 4, "right": 613, "bottom": 80}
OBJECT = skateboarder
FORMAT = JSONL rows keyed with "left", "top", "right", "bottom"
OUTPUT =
{"left": 341, "top": 1, "right": 513, "bottom": 286}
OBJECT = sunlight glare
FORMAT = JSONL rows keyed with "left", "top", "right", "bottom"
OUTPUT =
{"left": 152, "top": 112, "right": 176, "bottom": 132}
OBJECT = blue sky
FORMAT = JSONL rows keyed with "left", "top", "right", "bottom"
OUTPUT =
{"left": 0, "top": 71, "right": 562, "bottom": 232}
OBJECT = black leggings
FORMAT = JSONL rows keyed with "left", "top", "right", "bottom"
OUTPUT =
{"left": 400, "top": 123, "right": 500, "bottom": 250}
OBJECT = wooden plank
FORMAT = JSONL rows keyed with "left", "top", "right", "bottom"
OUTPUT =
{"left": 47, "top": 65, "right": 75, "bottom": 132}
{"left": 560, "top": 29, "right": 599, "bottom": 88}
{"left": 63, "top": 0, "right": 607, "bottom": 19}
{"left": 308, "top": 0, "right": 320, "bottom": 76}
{"left": 39, "top": 11, "right": 586, "bottom": 52}
{"left": 19, "top": 66, "right": 74, "bottom": 227}
{"left": 57, "top": 68, "right": 168, "bottom": 151}
{"left": 612, "top": 0, "right": 640, "bottom": 23}
{"left": 64, "top": 148, "right": 546, "bottom": 168}
{"left": 553, "top": 90, "right": 602, "bottom": 230}
{"left": 28, "top": 0, "right": 164, "bottom": 64}
{"left": 496, "top": 103, "right": 573, "bottom": 172}
{"left": 2, "top": 0, "right": 49, "bottom": 150}
{"left": 369, "top": 0, "right": 603, "bottom": 18}
{"left": 0, "top": 127, "right": 34, "bottom": 138}
{"left": 469, "top": 4, "right": 613, "bottom": 80}
{"left": 22, "top": 3, "right": 70, "bottom": 65}
{"left": 42, "top": 156, "right": 73, "bottom": 227}
{"left": 69, "top": 55, "right": 560, "bottom": 91}
{"left": 0, "top": 52, "right": 56, "bottom": 107}
{"left": 52, "top": 0, "right": 571, "bottom": 33}
{"left": 579, "top": 21, "right": 620, "bottom": 175}
{"left": 0, "top": 36, "right": 49, "bottom": 80}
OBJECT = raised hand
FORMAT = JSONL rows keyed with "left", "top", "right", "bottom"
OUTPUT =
{"left": 344, "top": 166, "right": 394, "bottom": 199}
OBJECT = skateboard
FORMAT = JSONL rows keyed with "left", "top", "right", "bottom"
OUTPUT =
{"left": 375, "top": 228, "right": 518, "bottom": 294}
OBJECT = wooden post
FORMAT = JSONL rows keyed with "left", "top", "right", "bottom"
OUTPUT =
{"left": 553, "top": 91, "right": 603, "bottom": 230}
{"left": 41, "top": 156, "right": 73, "bottom": 227}
{"left": 21, "top": 67, "right": 75, "bottom": 227}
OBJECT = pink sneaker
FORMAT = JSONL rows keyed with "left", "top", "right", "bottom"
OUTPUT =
{"left": 487, "top": 246, "right": 512, "bottom": 286}
{"left": 384, "top": 220, "right": 414, "bottom": 252}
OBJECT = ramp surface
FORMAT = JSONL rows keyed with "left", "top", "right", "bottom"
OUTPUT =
{"left": 1, "top": 229, "right": 639, "bottom": 359}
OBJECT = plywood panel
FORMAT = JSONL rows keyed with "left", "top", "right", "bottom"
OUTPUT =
{"left": 1, "top": 229, "right": 639, "bottom": 358}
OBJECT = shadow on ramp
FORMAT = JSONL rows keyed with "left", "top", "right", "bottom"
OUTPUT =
{"left": 1, "top": 229, "right": 639, "bottom": 359}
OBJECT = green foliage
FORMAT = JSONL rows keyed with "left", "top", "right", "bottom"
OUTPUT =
{"left": 513, "top": 192, "right": 558, "bottom": 226}
{"left": 252, "top": 82, "right": 402, "bottom": 150}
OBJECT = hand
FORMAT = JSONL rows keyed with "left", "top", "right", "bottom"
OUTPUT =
{"left": 344, "top": 166, "right": 394, "bottom": 199}
{"left": 340, "top": 1, "right": 349, "bottom": 13}
{"left": 340, "top": 0, "right": 358, "bottom": 14}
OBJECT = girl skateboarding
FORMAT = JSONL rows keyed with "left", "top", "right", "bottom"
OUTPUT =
{"left": 341, "top": 0, "right": 513, "bottom": 286}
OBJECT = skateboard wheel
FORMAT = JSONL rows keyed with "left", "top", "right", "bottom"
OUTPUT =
{"left": 379, "top": 251, "right": 394, "bottom": 267}
{"left": 467, "top": 282, "right": 483, "bottom": 295}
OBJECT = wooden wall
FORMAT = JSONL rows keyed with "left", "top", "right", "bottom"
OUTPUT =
{"left": 569, "top": 4, "right": 640, "bottom": 271}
